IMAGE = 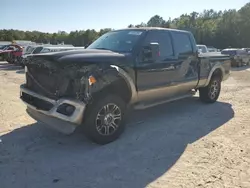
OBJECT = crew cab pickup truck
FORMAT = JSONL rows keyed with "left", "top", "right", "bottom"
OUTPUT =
{"left": 20, "top": 28, "right": 231, "bottom": 144}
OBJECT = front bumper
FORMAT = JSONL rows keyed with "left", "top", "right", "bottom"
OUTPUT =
{"left": 20, "top": 84, "right": 86, "bottom": 134}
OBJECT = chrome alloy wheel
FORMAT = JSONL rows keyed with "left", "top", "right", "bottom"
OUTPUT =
{"left": 209, "top": 80, "right": 219, "bottom": 99}
{"left": 95, "top": 103, "right": 122, "bottom": 136}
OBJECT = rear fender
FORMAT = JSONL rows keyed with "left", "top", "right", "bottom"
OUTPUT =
{"left": 204, "top": 63, "right": 225, "bottom": 86}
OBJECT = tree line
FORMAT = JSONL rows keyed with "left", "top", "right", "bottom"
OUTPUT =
{"left": 0, "top": 3, "right": 249, "bottom": 49}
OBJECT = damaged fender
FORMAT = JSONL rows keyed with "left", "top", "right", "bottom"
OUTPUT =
{"left": 85, "top": 64, "right": 138, "bottom": 104}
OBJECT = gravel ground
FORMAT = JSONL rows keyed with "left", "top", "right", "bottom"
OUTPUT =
{"left": 0, "top": 62, "right": 249, "bottom": 188}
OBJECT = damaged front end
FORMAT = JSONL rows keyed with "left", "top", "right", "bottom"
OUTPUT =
{"left": 20, "top": 56, "right": 118, "bottom": 134}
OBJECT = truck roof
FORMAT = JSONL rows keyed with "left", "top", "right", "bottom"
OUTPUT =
{"left": 114, "top": 27, "right": 191, "bottom": 34}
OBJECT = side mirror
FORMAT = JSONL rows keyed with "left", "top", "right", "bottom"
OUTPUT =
{"left": 142, "top": 42, "right": 159, "bottom": 62}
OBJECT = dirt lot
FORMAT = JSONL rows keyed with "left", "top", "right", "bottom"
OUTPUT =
{"left": 0, "top": 61, "right": 249, "bottom": 188}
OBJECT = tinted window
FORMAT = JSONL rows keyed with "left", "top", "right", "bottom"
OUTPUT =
{"left": 172, "top": 32, "right": 193, "bottom": 54}
{"left": 221, "top": 50, "right": 236, "bottom": 56}
{"left": 143, "top": 31, "right": 173, "bottom": 59}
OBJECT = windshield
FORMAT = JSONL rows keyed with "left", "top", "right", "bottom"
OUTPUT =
{"left": 87, "top": 30, "right": 144, "bottom": 52}
{"left": 25, "top": 46, "right": 35, "bottom": 54}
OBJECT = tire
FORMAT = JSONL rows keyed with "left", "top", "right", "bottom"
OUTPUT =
{"left": 199, "top": 76, "right": 221, "bottom": 103}
{"left": 83, "top": 95, "right": 127, "bottom": 145}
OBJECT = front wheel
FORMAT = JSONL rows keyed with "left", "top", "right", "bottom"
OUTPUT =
{"left": 83, "top": 95, "right": 126, "bottom": 145}
{"left": 199, "top": 76, "right": 221, "bottom": 103}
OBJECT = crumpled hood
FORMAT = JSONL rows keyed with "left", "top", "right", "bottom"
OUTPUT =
{"left": 27, "top": 49, "right": 128, "bottom": 67}
{"left": 24, "top": 49, "right": 131, "bottom": 101}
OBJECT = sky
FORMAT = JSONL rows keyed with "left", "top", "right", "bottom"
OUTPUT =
{"left": 1, "top": 0, "right": 249, "bottom": 33}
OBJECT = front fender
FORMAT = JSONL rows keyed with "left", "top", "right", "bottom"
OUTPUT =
{"left": 88, "top": 65, "right": 137, "bottom": 104}
{"left": 110, "top": 65, "right": 138, "bottom": 104}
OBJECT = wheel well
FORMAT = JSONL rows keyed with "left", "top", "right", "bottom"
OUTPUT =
{"left": 92, "top": 78, "right": 132, "bottom": 104}
{"left": 212, "top": 68, "right": 223, "bottom": 81}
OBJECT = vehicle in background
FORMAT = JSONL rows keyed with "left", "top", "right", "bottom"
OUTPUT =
{"left": 221, "top": 48, "right": 250, "bottom": 67}
{"left": 21, "top": 27, "right": 231, "bottom": 144}
{"left": 0, "top": 44, "right": 23, "bottom": 63}
{"left": 197, "top": 44, "right": 209, "bottom": 53}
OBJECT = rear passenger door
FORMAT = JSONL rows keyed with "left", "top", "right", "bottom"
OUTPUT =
{"left": 170, "top": 31, "right": 199, "bottom": 93}
{"left": 136, "top": 30, "right": 179, "bottom": 102}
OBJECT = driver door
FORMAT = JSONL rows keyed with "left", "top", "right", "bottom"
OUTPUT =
{"left": 136, "top": 30, "right": 178, "bottom": 102}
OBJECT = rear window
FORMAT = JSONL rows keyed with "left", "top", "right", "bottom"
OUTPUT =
{"left": 172, "top": 32, "right": 193, "bottom": 55}
{"left": 197, "top": 46, "right": 207, "bottom": 53}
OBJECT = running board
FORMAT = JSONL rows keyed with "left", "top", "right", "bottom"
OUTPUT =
{"left": 134, "top": 91, "right": 196, "bottom": 110}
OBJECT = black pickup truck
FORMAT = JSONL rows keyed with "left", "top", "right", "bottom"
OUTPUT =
{"left": 20, "top": 28, "right": 231, "bottom": 144}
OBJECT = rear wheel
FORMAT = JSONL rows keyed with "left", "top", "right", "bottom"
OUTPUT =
{"left": 199, "top": 76, "right": 221, "bottom": 103}
{"left": 83, "top": 95, "right": 126, "bottom": 145}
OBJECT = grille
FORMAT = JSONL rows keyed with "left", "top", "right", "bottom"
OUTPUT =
{"left": 26, "top": 66, "right": 70, "bottom": 99}
{"left": 21, "top": 92, "right": 53, "bottom": 111}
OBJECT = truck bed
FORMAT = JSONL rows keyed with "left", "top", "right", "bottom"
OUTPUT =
{"left": 198, "top": 52, "right": 230, "bottom": 59}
